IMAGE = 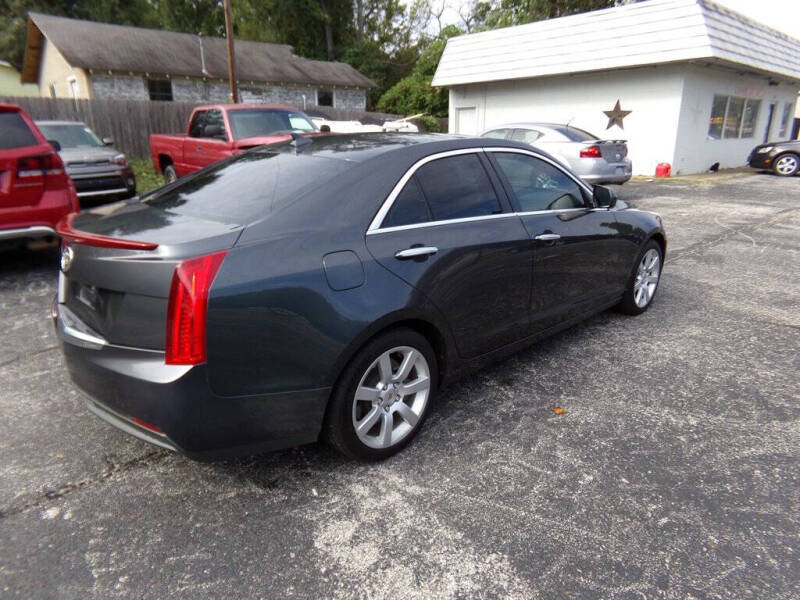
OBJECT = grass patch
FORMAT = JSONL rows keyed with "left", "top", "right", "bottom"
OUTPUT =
{"left": 130, "top": 157, "right": 163, "bottom": 195}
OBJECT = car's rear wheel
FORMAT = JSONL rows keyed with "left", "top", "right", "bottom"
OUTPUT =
{"left": 324, "top": 328, "right": 437, "bottom": 461}
{"left": 773, "top": 153, "right": 799, "bottom": 177}
{"left": 163, "top": 164, "right": 178, "bottom": 184}
{"left": 617, "top": 240, "right": 663, "bottom": 315}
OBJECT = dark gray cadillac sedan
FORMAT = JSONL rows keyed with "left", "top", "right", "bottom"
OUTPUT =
{"left": 53, "top": 134, "right": 666, "bottom": 461}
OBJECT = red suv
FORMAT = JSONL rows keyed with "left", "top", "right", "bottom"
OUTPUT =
{"left": 1, "top": 103, "right": 78, "bottom": 247}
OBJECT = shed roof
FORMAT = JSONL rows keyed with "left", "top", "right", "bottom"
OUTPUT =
{"left": 22, "top": 12, "right": 375, "bottom": 89}
{"left": 432, "top": 0, "right": 800, "bottom": 87}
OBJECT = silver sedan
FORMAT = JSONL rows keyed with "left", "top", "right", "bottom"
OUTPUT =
{"left": 481, "top": 123, "right": 632, "bottom": 185}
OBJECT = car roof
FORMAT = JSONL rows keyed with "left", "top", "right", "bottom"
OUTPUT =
{"left": 35, "top": 120, "right": 89, "bottom": 126}
{"left": 194, "top": 103, "right": 302, "bottom": 112}
{"left": 268, "top": 132, "right": 541, "bottom": 164}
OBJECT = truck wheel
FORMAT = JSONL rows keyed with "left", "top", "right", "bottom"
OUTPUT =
{"left": 163, "top": 165, "right": 178, "bottom": 184}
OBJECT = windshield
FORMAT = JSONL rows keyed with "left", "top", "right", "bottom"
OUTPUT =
{"left": 142, "top": 148, "right": 350, "bottom": 225}
{"left": 36, "top": 123, "right": 103, "bottom": 148}
{"left": 553, "top": 126, "right": 598, "bottom": 142}
{"left": 228, "top": 110, "right": 317, "bottom": 140}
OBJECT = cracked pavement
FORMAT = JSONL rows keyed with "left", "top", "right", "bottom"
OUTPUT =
{"left": 1, "top": 172, "right": 798, "bottom": 599}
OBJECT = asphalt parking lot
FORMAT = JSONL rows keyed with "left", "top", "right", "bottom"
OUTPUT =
{"left": 1, "top": 172, "right": 798, "bottom": 599}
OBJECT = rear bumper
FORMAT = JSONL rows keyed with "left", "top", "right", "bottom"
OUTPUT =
{"left": 0, "top": 225, "right": 56, "bottom": 241}
{"left": 571, "top": 157, "right": 632, "bottom": 184}
{"left": 54, "top": 302, "right": 330, "bottom": 460}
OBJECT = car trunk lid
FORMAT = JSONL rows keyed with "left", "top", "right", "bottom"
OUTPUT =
{"left": 57, "top": 202, "right": 243, "bottom": 350}
{"left": 592, "top": 140, "right": 628, "bottom": 164}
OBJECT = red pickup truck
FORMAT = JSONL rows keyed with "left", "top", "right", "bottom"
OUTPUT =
{"left": 150, "top": 104, "right": 325, "bottom": 183}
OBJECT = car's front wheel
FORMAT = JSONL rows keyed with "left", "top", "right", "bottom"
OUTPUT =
{"left": 773, "top": 153, "right": 799, "bottom": 177}
{"left": 324, "top": 328, "right": 437, "bottom": 461}
{"left": 617, "top": 240, "right": 663, "bottom": 315}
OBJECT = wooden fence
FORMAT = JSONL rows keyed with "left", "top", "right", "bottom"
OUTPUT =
{"left": 0, "top": 97, "right": 403, "bottom": 159}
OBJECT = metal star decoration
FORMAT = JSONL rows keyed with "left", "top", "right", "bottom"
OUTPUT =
{"left": 604, "top": 100, "right": 632, "bottom": 130}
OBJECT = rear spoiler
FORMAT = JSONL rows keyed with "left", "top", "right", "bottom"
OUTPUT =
{"left": 56, "top": 213, "right": 159, "bottom": 250}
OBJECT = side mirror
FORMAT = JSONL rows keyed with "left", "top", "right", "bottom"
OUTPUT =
{"left": 593, "top": 185, "right": 617, "bottom": 208}
{"left": 204, "top": 124, "right": 224, "bottom": 139}
{"left": 48, "top": 140, "right": 61, "bottom": 152}
{"left": 102, "top": 137, "right": 114, "bottom": 146}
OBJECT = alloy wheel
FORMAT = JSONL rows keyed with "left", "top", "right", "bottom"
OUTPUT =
{"left": 774, "top": 155, "right": 798, "bottom": 176}
{"left": 633, "top": 248, "right": 661, "bottom": 308}
{"left": 351, "top": 346, "right": 430, "bottom": 449}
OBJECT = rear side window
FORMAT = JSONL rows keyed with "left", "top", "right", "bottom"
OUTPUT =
{"left": 493, "top": 152, "right": 586, "bottom": 212}
{"left": 0, "top": 112, "right": 38, "bottom": 149}
{"left": 384, "top": 179, "right": 430, "bottom": 227}
{"left": 414, "top": 154, "right": 501, "bottom": 222}
{"left": 483, "top": 128, "right": 509, "bottom": 139}
{"left": 511, "top": 129, "right": 543, "bottom": 144}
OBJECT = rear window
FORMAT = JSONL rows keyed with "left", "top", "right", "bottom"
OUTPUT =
{"left": 142, "top": 149, "right": 351, "bottom": 225}
{"left": 0, "top": 112, "right": 38, "bottom": 150}
{"left": 553, "top": 126, "right": 598, "bottom": 142}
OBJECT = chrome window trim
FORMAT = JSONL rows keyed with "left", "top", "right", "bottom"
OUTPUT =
{"left": 366, "top": 146, "right": 595, "bottom": 235}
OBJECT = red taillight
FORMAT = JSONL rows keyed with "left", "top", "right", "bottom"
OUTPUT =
{"left": 17, "top": 152, "right": 68, "bottom": 191}
{"left": 165, "top": 251, "right": 227, "bottom": 365}
{"left": 580, "top": 145, "right": 602, "bottom": 158}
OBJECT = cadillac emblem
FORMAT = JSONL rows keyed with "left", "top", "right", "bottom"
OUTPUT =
{"left": 60, "top": 245, "right": 74, "bottom": 273}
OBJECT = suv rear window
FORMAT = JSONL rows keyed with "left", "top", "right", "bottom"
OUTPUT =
{"left": 142, "top": 149, "right": 351, "bottom": 225}
{"left": 0, "top": 112, "right": 38, "bottom": 149}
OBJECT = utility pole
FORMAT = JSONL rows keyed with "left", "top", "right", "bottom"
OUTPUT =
{"left": 223, "top": 0, "right": 238, "bottom": 103}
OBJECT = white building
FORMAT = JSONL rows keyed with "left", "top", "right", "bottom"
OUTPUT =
{"left": 433, "top": 0, "right": 800, "bottom": 175}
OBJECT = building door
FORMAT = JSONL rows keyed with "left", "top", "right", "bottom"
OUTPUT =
{"left": 764, "top": 103, "right": 777, "bottom": 142}
{"left": 455, "top": 107, "right": 477, "bottom": 135}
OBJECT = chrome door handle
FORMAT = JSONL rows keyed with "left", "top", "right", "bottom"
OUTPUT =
{"left": 534, "top": 233, "right": 561, "bottom": 241}
{"left": 395, "top": 246, "right": 438, "bottom": 259}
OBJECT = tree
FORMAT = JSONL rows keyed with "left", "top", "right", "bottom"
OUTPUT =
{"left": 474, "top": 0, "right": 616, "bottom": 29}
{"left": 376, "top": 24, "right": 461, "bottom": 118}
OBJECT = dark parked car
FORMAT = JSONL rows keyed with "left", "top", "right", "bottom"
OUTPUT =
{"left": 748, "top": 140, "right": 800, "bottom": 176}
{"left": 53, "top": 134, "right": 666, "bottom": 461}
{"left": 36, "top": 121, "right": 136, "bottom": 202}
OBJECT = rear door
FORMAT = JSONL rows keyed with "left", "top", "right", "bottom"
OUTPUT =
{"left": 487, "top": 149, "right": 623, "bottom": 333}
{"left": 0, "top": 108, "right": 50, "bottom": 209}
{"left": 365, "top": 150, "right": 532, "bottom": 358}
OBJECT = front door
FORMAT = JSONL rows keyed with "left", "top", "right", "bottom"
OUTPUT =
{"left": 184, "top": 109, "right": 230, "bottom": 174}
{"left": 365, "top": 151, "right": 532, "bottom": 358}
{"left": 487, "top": 149, "right": 624, "bottom": 333}
{"left": 764, "top": 103, "right": 777, "bottom": 143}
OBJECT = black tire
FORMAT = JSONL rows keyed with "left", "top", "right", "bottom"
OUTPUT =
{"left": 772, "top": 153, "right": 799, "bottom": 177}
{"left": 163, "top": 164, "right": 178, "bottom": 184}
{"left": 616, "top": 239, "right": 663, "bottom": 315}
{"left": 323, "top": 328, "right": 438, "bottom": 461}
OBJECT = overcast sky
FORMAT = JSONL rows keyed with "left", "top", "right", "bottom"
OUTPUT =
{"left": 434, "top": 0, "right": 800, "bottom": 40}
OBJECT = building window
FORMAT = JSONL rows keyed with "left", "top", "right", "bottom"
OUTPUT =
{"left": 147, "top": 79, "right": 173, "bottom": 101}
{"left": 317, "top": 90, "right": 333, "bottom": 106}
{"left": 778, "top": 102, "right": 794, "bottom": 137}
{"left": 708, "top": 94, "right": 761, "bottom": 140}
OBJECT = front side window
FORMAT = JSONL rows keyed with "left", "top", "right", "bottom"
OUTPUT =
{"left": 414, "top": 154, "right": 502, "bottom": 222}
{"left": 493, "top": 152, "right": 586, "bottom": 212}
{"left": 204, "top": 110, "right": 225, "bottom": 139}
